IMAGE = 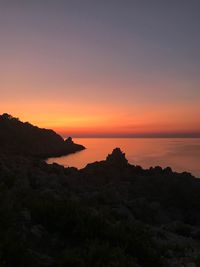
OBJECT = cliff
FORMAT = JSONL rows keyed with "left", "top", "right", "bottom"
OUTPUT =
{"left": 0, "top": 113, "right": 85, "bottom": 158}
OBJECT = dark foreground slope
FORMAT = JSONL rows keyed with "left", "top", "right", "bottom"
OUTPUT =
{"left": 0, "top": 148, "right": 200, "bottom": 267}
{"left": 0, "top": 113, "right": 85, "bottom": 158}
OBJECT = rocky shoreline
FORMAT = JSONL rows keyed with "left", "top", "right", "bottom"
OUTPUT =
{"left": 0, "top": 148, "right": 200, "bottom": 266}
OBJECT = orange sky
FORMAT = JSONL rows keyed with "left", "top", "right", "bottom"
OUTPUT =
{"left": 1, "top": 99, "right": 200, "bottom": 137}
{"left": 1, "top": 2, "right": 200, "bottom": 137}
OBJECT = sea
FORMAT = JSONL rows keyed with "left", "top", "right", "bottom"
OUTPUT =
{"left": 47, "top": 138, "right": 200, "bottom": 177}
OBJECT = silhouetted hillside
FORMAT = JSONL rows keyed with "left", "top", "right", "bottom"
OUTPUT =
{"left": 0, "top": 113, "right": 85, "bottom": 158}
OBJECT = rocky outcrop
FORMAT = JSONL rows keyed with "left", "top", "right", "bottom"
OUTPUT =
{"left": 1, "top": 145, "right": 200, "bottom": 266}
{"left": 65, "top": 136, "right": 74, "bottom": 144}
{"left": 0, "top": 113, "right": 85, "bottom": 158}
{"left": 106, "top": 147, "right": 128, "bottom": 167}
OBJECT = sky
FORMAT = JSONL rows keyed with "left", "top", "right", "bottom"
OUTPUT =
{"left": 1, "top": 0, "right": 200, "bottom": 137}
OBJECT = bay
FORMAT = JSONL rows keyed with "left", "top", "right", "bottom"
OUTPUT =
{"left": 47, "top": 138, "right": 200, "bottom": 177}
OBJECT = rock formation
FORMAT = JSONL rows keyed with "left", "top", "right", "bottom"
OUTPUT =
{"left": 106, "top": 147, "right": 128, "bottom": 167}
{"left": 0, "top": 149, "right": 200, "bottom": 266}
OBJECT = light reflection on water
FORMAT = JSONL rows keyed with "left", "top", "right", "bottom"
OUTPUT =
{"left": 47, "top": 138, "right": 200, "bottom": 177}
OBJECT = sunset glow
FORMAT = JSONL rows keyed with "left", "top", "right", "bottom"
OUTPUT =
{"left": 1, "top": 2, "right": 200, "bottom": 137}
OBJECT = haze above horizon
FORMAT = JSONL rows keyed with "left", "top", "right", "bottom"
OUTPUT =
{"left": 1, "top": 1, "right": 200, "bottom": 137}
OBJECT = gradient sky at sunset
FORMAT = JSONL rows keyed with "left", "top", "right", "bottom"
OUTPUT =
{"left": 1, "top": 1, "right": 200, "bottom": 137}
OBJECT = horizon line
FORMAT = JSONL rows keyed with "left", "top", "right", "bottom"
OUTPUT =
{"left": 61, "top": 134, "right": 200, "bottom": 139}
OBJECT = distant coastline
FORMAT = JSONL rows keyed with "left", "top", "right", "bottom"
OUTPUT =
{"left": 0, "top": 113, "right": 85, "bottom": 158}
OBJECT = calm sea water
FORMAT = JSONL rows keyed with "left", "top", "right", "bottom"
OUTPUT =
{"left": 47, "top": 138, "right": 200, "bottom": 177}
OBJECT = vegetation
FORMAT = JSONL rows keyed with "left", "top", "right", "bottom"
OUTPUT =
{"left": 1, "top": 118, "right": 200, "bottom": 266}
